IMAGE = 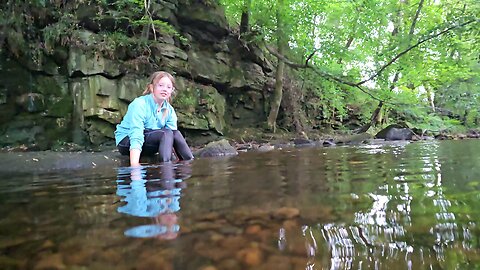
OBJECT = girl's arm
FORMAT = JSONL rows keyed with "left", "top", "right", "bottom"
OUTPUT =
{"left": 130, "top": 148, "right": 142, "bottom": 167}
{"left": 124, "top": 98, "right": 147, "bottom": 166}
{"left": 165, "top": 106, "right": 178, "bottom": 130}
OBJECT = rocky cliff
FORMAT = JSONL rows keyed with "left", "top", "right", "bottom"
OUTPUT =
{"left": 0, "top": 0, "right": 276, "bottom": 150}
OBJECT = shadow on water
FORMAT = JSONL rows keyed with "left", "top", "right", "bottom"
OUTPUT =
{"left": 1, "top": 140, "right": 480, "bottom": 269}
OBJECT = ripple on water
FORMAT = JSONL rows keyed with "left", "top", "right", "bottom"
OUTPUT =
{"left": 2, "top": 140, "right": 480, "bottom": 269}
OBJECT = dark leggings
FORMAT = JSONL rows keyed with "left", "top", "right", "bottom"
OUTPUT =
{"left": 118, "top": 129, "right": 194, "bottom": 162}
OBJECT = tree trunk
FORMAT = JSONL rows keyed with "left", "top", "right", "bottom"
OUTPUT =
{"left": 267, "top": 53, "right": 285, "bottom": 132}
{"left": 426, "top": 86, "right": 435, "bottom": 112}
{"left": 141, "top": 0, "right": 155, "bottom": 40}
{"left": 357, "top": 101, "right": 383, "bottom": 133}
{"left": 267, "top": 0, "right": 286, "bottom": 132}
{"left": 240, "top": 0, "right": 251, "bottom": 34}
{"left": 358, "top": 0, "right": 424, "bottom": 133}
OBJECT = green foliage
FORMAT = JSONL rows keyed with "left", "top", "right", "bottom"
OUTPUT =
{"left": 465, "top": 110, "right": 478, "bottom": 128}
{"left": 0, "top": 0, "right": 192, "bottom": 65}
{"left": 131, "top": 19, "right": 188, "bottom": 44}
{"left": 434, "top": 65, "right": 480, "bottom": 127}
{"left": 96, "top": 0, "right": 143, "bottom": 12}
{"left": 174, "top": 91, "right": 197, "bottom": 108}
{"left": 219, "top": 0, "right": 479, "bottom": 131}
{"left": 43, "top": 14, "right": 78, "bottom": 53}
{"left": 1, "top": 0, "right": 478, "bottom": 133}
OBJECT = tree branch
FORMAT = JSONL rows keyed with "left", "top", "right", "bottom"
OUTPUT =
{"left": 305, "top": 48, "right": 321, "bottom": 65}
{"left": 263, "top": 18, "right": 478, "bottom": 106}
{"left": 265, "top": 18, "right": 478, "bottom": 90}
{"left": 355, "top": 19, "right": 477, "bottom": 86}
{"left": 265, "top": 44, "right": 357, "bottom": 87}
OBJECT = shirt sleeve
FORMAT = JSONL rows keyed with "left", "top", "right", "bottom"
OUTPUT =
{"left": 124, "top": 99, "right": 146, "bottom": 151}
{"left": 165, "top": 106, "right": 178, "bottom": 130}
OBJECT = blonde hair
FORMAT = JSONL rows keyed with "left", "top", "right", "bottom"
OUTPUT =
{"left": 142, "top": 71, "right": 176, "bottom": 99}
{"left": 143, "top": 71, "right": 176, "bottom": 120}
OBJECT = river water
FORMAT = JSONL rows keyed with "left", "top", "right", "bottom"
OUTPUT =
{"left": 1, "top": 140, "right": 480, "bottom": 269}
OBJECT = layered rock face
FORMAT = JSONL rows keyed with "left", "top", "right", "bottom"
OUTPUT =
{"left": 0, "top": 0, "right": 275, "bottom": 150}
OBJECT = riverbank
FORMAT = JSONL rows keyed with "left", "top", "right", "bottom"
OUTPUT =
{"left": 0, "top": 150, "right": 125, "bottom": 174}
{"left": 2, "top": 127, "right": 479, "bottom": 174}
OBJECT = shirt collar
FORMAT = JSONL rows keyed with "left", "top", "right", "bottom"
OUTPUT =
{"left": 147, "top": 93, "right": 169, "bottom": 110}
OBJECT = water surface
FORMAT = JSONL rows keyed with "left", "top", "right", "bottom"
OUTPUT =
{"left": 1, "top": 140, "right": 480, "bottom": 269}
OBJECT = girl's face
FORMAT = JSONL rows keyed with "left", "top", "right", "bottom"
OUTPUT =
{"left": 151, "top": 76, "right": 174, "bottom": 104}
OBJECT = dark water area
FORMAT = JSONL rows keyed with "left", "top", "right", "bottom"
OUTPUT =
{"left": 1, "top": 140, "right": 480, "bottom": 269}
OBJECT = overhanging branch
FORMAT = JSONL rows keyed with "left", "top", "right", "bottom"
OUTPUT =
{"left": 355, "top": 19, "right": 477, "bottom": 86}
{"left": 264, "top": 18, "right": 479, "bottom": 98}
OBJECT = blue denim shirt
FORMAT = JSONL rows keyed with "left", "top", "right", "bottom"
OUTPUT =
{"left": 114, "top": 94, "right": 177, "bottom": 150}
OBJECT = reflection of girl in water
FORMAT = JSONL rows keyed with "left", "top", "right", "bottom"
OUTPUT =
{"left": 116, "top": 164, "right": 189, "bottom": 239}
{"left": 117, "top": 178, "right": 182, "bottom": 217}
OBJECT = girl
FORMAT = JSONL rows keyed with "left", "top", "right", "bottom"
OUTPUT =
{"left": 115, "top": 71, "right": 193, "bottom": 166}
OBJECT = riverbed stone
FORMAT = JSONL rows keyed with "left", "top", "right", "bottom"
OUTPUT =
{"left": 34, "top": 253, "right": 66, "bottom": 270}
{"left": 236, "top": 246, "right": 263, "bottom": 267}
{"left": 194, "top": 241, "right": 232, "bottom": 262}
{"left": 245, "top": 224, "right": 262, "bottom": 235}
{"left": 375, "top": 123, "right": 411, "bottom": 140}
{"left": 195, "top": 139, "right": 238, "bottom": 157}
{"left": 273, "top": 207, "right": 300, "bottom": 220}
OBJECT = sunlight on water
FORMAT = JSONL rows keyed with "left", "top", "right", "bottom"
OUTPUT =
{"left": 1, "top": 140, "right": 480, "bottom": 269}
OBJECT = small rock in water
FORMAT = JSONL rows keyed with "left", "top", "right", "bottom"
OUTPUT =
{"left": 236, "top": 247, "right": 263, "bottom": 267}
{"left": 257, "top": 144, "right": 274, "bottom": 152}
{"left": 34, "top": 253, "right": 65, "bottom": 270}
{"left": 273, "top": 207, "right": 300, "bottom": 219}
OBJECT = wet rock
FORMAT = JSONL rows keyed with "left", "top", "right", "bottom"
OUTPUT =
{"left": 288, "top": 235, "right": 312, "bottom": 256}
{"left": 245, "top": 224, "right": 262, "bottom": 235}
{"left": 375, "top": 123, "right": 412, "bottom": 140}
{"left": 257, "top": 144, "right": 275, "bottom": 152}
{"left": 336, "top": 133, "right": 373, "bottom": 145}
{"left": 235, "top": 143, "right": 253, "bottom": 152}
{"left": 236, "top": 246, "right": 263, "bottom": 267}
{"left": 219, "top": 225, "right": 243, "bottom": 235}
{"left": 195, "top": 139, "right": 238, "bottom": 157}
{"left": 261, "top": 255, "right": 292, "bottom": 270}
{"left": 198, "top": 266, "right": 218, "bottom": 270}
{"left": 0, "top": 237, "right": 29, "bottom": 249}
{"left": 210, "top": 232, "right": 225, "bottom": 242}
{"left": 63, "top": 248, "right": 95, "bottom": 265}
{"left": 293, "top": 138, "right": 314, "bottom": 147}
{"left": 322, "top": 139, "right": 336, "bottom": 147}
{"left": 273, "top": 207, "right": 300, "bottom": 220}
{"left": 0, "top": 255, "right": 26, "bottom": 269}
{"left": 199, "top": 212, "right": 222, "bottom": 221}
{"left": 0, "top": 151, "right": 122, "bottom": 173}
{"left": 257, "top": 228, "right": 275, "bottom": 244}
{"left": 217, "top": 258, "right": 241, "bottom": 270}
{"left": 98, "top": 249, "right": 122, "bottom": 264}
{"left": 192, "top": 221, "right": 224, "bottom": 231}
{"left": 385, "top": 127, "right": 414, "bottom": 141}
{"left": 136, "top": 255, "right": 172, "bottom": 270}
{"left": 435, "top": 133, "right": 453, "bottom": 140}
{"left": 467, "top": 129, "right": 480, "bottom": 138}
{"left": 34, "top": 253, "right": 65, "bottom": 270}
{"left": 301, "top": 205, "right": 334, "bottom": 222}
{"left": 282, "top": 220, "right": 299, "bottom": 231}
{"left": 291, "top": 256, "right": 310, "bottom": 269}
{"left": 39, "top": 240, "right": 55, "bottom": 250}
{"left": 228, "top": 208, "right": 269, "bottom": 225}
{"left": 194, "top": 242, "right": 233, "bottom": 262}
{"left": 220, "top": 236, "right": 248, "bottom": 251}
